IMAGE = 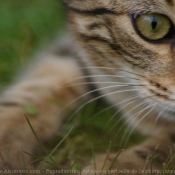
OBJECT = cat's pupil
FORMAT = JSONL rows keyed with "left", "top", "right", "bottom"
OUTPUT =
{"left": 151, "top": 17, "right": 158, "bottom": 30}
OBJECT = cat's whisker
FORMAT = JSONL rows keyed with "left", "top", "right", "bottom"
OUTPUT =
{"left": 65, "top": 82, "right": 155, "bottom": 88}
{"left": 113, "top": 94, "right": 159, "bottom": 139}
{"left": 106, "top": 100, "right": 138, "bottom": 131}
{"left": 154, "top": 104, "right": 172, "bottom": 124}
{"left": 58, "top": 83, "right": 142, "bottom": 123}
{"left": 78, "top": 66, "right": 115, "bottom": 70}
{"left": 109, "top": 100, "right": 149, "bottom": 135}
{"left": 62, "top": 88, "right": 141, "bottom": 128}
{"left": 115, "top": 68, "right": 145, "bottom": 78}
{"left": 88, "top": 93, "right": 139, "bottom": 124}
{"left": 157, "top": 101, "right": 175, "bottom": 124}
{"left": 60, "top": 74, "right": 141, "bottom": 86}
{"left": 123, "top": 103, "right": 158, "bottom": 147}
{"left": 78, "top": 66, "right": 146, "bottom": 78}
{"left": 105, "top": 95, "right": 141, "bottom": 129}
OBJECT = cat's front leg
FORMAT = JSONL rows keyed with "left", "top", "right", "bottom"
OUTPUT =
{"left": 83, "top": 134, "right": 175, "bottom": 175}
{"left": 0, "top": 55, "right": 87, "bottom": 169}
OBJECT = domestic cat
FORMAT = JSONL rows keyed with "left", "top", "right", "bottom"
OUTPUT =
{"left": 1, "top": 0, "right": 175, "bottom": 174}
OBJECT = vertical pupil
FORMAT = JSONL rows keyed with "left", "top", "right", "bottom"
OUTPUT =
{"left": 151, "top": 17, "right": 157, "bottom": 30}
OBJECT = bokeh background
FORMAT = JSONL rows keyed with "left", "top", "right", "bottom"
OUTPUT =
{"left": 0, "top": 0, "right": 143, "bottom": 170}
{"left": 0, "top": 0, "right": 65, "bottom": 87}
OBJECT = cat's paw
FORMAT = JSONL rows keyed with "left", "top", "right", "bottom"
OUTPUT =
{"left": 82, "top": 140, "right": 174, "bottom": 175}
{"left": 0, "top": 57, "right": 87, "bottom": 170}
{"left": 82, "top": 150, "right": 149, "bottom": 175}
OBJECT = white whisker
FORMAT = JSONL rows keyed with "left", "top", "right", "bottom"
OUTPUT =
{"left": 154, "top": 102, "right": 174, "bottom": 124}
{"left": 155, "top": 105, "right": 170, "bottom": 124}
{"left": 122, "top": 102, "right": 154, "bottom": 133}
{"left": 78, "top": 66, "right": 145, "bottom": 78}
{"left": 78, "top": 66, "right": 114, "bottom": 70}
{"left": 61, "top": 74, "right": 140, "bottom": 86}
{"left": 63, "top": 88, "right": 140, "bottom": 128}
{"left": 65, "top": 82, "right": 153, "bottom": 87}
{"left": 58, "top": 83, "right": 140, "bottom": 122}
{"left": 123, "top": 102, "right": 158, "bottom": 147}
{"left": 88, "top": 93, "right": 139, "bottom": 123}
{"left": 109, "top": 100, "right": 149, "bottom": 134}
{"left": 105, "top": 96, "right": 140, "bottom": 129}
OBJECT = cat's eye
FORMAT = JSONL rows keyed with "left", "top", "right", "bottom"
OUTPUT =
{"left": 133, "top": 14, "right": 173, "bottom": 41}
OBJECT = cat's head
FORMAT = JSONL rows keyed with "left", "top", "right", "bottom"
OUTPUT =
{"left": 63, "top": 0, "right": 175, "bottom": 121}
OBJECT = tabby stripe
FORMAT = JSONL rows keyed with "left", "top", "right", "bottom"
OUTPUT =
{"left": 79, "top": 34, "right": 112, "bottom": 45}
{"left": 79, "top": 34, "right": 143, "bottom": 67}
{"left": 88, "top": 45, "right": 110, "bottom": 61}
{"left": 88, "top": 23, "right": 104, "bottom": 30}
{"left": 79, "top": 34, "right": 135, "bottom": 59}
{"left": 66, "top": 6, "right": 116, "bottom": 15}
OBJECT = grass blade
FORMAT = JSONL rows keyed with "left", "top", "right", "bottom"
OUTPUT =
{"left": 70, "top": 157, "right": 80, "bottom": 170}
{"left": 38, "top": 126, "right": 74, "bottom": 169}
{"left": 100, "top": 141, "right": 112, "bottom": 175}
{"left": 25, "top": 116, "right": 57, "bottom": 167}
{"left": 106, "top": 149, "right": 124, "bottom": 175}
{"left": 23, "top": 151, "right": 57, "bottom": 167}
{"left": 91, "top": 144, "right": 96, "bottom": 175}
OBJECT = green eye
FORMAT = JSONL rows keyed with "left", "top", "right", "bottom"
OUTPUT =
{"left": 133, "top": 14, "right": 172, "bottom": 41}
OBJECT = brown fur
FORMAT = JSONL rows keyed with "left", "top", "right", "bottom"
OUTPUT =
{"left": 65, "top": 0, "right": 175, "bottom": 173}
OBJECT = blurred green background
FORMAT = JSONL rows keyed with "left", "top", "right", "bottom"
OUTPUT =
{"left": 0, "top": 0, "right": 65, "bottom": 87}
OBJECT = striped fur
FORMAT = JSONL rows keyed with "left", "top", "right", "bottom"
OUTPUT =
{"left": 64, "top": 1, "right": 175, "bottom": 173}
{"left": 65, "top": 0, "right": 175, "bottom": 122}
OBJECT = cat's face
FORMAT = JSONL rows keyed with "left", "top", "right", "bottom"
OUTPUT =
{"left": 64, "top": 0, "right": 175, "bottom": 121}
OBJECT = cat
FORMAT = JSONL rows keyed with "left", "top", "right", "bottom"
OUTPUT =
{"left": 1, "top": 0, "right": 175, "bottom": 174}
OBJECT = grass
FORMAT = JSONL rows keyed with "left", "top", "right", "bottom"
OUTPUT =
{"left": 0, "top": 0, "right": 65, "bottom": 87}
{"left": 0, "top": 0, "right": 149, "bottom": 173}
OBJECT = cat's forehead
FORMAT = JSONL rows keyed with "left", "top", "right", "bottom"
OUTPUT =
{"left": 63, "top": 0, "right": 175, "bottom": 11}
{"left": 64, "top": 0, "right": 175, "bottom": 23}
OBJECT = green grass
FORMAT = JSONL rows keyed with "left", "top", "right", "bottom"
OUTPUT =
{"left": 0, "top": 0, "right": 146, "bottom": 172}
{"left": 0, "top": 0, "right": 65, "bottom": 87}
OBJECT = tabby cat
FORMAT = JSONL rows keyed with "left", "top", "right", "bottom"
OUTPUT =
{"left": 1, "top": 0, "right": 175, "bottom": 174}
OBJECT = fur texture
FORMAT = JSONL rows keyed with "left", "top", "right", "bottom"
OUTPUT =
{"left": 1, "top": 0, "right": 175, "bottom": 174}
